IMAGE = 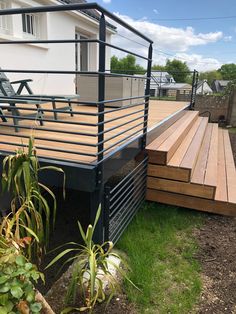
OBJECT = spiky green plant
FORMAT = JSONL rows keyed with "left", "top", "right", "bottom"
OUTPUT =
{"left": 1, "top": 137, "right": 65, "bottom": 261}
{"left": 46, "top": 205, "right": 136, "bottom": 313}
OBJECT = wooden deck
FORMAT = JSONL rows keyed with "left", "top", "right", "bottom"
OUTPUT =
{"left": 0, "top": 100, "right": 188, "bottom": 164}
{"left": 146, "top": 111, "right": 236, "bottom": 216}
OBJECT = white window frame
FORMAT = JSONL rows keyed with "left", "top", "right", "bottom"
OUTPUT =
{"left": 0, "top": 1, "right": 12, "bottom": 34}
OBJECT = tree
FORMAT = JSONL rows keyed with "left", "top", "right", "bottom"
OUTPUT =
{"left": 110, "top": 54, "right": 145, "bottom": 75}
{"left": 199, "top": 70, "right": 222, "bottom": 86}
{"left": 219, "top": 63, "right": 236, "bottom": 80}
{"left": 152, "top": 64, "right": 166, "bottom": 71}
{"left": 165, "top": 59, "right": 190, "bottom": 83}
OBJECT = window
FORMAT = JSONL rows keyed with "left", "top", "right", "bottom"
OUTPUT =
{"left": 22, "top": 13, "right": 40, "bottom": 37}
{"left": 0, "top": 1, "right": 11, "bottom": 34}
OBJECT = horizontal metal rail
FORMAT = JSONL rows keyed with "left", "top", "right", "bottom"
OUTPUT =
{"left": 102, "top": 107, "right": 145, "bottom": 125}
{"left": 0, "top": 140, "right": 97, "bottom": 157}
{"left": 101, "top": 113, "right": 145, "bottom": 136}
{"left": 0, "top": 39, "right": 150, "bottom": 61}
{"left": 110, "top": 157, "right": 148, "bottom": 199}
{"left": 0, "top": 132, "right": 97, "bottom": 147}
{"left": 97, "top": 126, "right": 147, "bottom": 156}
{"left": 1, "top": 113, "right": 97, "bottom": 127}
{"left": 110, "top": 174, "right": 147, "bottom": 215}
{"left": 0, "top": 3, "right": 153, "bottom": 43}
{"left": 109, "top": 192, "right": 145, "bottom": 244}
{"left": 102, "top": 119, "right": 147, "bottom": 145}
{"left": 0, "top": 123, "right": 97, "bottom": 137}
{"left": 0, "top": 69, "right": 149, "bottom": 80}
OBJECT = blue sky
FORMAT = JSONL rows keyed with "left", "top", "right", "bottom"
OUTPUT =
{"left": 89, "top": 0, "right": 236, "bottom": 71}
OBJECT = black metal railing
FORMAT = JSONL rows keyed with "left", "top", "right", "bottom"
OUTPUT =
{"left": 104, "top": 156, "right": 148, "bottom": 244}
{"left": 0, "top": 3, "right": 153, "bottom": 167}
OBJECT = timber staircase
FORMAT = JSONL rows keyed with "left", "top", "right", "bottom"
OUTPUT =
{"left": 146, "top": 110, "right": 236, "bottom": 216}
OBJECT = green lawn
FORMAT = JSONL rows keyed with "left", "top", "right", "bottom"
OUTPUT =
{"left": 228, "top": 127, "right": 236, "bottom": 134}
{"left": 117, "top": 202, "right": 204, "bottom": 314}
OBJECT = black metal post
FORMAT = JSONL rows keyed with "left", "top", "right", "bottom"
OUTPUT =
{"left": 90, "top": 13, "right": 106, "bottom": 244}
{"left": 142, "top": 43, "right": 153, "bottom": 149}
{"left": 190, "top": 70, "right": 198, "bottom": 110}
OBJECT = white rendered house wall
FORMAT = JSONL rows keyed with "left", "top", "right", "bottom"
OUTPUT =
{"left": 0, "top": 0, "right": 113, "bottom": 94}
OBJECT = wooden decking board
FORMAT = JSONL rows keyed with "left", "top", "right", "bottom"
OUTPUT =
{"left": 191, "top": 124, "right": 213, "bottom": 185}
{"left": 146, "top": 111, "right": 191, "bottom": 151}
{"left": 146, "top": 189, "right": 236, "bottom": 216}
{"left": 147, "top": 164, "right": 190, "bottom": 182}
{"left": 204, "top": 123, "right": 218, "bottom": 187}
{"left": 215, "top": 128, "right": 228, "bottom": 202}
{"left": 223, "top": 130, "right": 236, "bottom": 203}
{"left": 0, "top": 100, "right": 188, "bottom": 164}
{"left": 157, "top": 111, "right": 199, "bottom": 163}
{"left": 180, "top": 117, "right": 209, "bottom": 170}
{"left": 147, "top": 177, "right": 215, "bottom": 199}
{"left": 147, "top": 111, "right": 199, "bottom": 165}
{"left": 168, "top": 117, "right": 203, "bottom": 167}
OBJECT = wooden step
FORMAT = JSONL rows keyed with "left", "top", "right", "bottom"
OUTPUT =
{"left": 191, "top": 123, "right": 218, "bottom": 189}
{"left": 147, "top": 177, "right": 215, "bottom": 199}
{"left": 168, "top": 117, "right": 204, "bottom": 168}
{"left": 180, "top": 117, "right": 209, "bottom": 171}
{"left": 146, "top": 111, "right": 199, "bottom": 165}
{"left": 147, "top": 164, "right": 190, "bottom": 182}
{"left": 223, "top": 129, "right": 236, "bottom": 203}
{"left": 146, "top": 189, "right": 236, "bottom": 216}
{"left": 215, "top": 128, "right": 227, "bottom": 202}
{"left": 146, "top": 126, "right": 236, "bottom": 216}
{"left": 147, "top": 116, "right": 209, "bottom": 183}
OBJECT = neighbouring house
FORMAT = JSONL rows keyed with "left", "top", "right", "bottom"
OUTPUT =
{"left": 149, "top": 71, "right": 191, "bottom": 98}
{"left": 196, "top": 79, "right": 213, "bottom": 95}
{"left": 0, "top": 0, "right": 116, "bottom": 94}
{"left": 149, "top": 71, "right": 175, "bottom": 96}
{"left": 211, "top": 80, "right": 230, "bottom": 93}
{"left": 161, "top": 82, "right": 192, "bottom": 98}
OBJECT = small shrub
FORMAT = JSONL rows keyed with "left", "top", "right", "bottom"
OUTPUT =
{"left": 47, "top": 205, "right": 135, "bottom": 313}
{"left": 0, "top": 227, "right": 44, "bottom": 314}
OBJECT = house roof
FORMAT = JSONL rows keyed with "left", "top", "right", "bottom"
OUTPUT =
{"left": 160, "top": 83, "right": 192, "bottom": 90}
{"left": 217, "top": 80, "right": 230, "bottom": 87}
{"left": 197, "top": 80, "right": 206, "bottom": 89}
{"left": 59, "top": 0, "right": 116, "bottom": 30}
{"left": 212, "top": 80, "right": 230, "bottom": 92}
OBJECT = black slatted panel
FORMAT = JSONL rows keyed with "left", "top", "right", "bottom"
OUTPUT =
{"left": 104, "top": 156, "right": 148, "bottom": 244}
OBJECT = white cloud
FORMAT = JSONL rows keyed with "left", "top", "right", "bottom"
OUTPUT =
{"left": 110, "top": 13, "right": 223, "bottom": 71}
{"left": 153, "top": 9, "right": 159, "bottom": 15}
{"left": 172, "top": 53, "right": 222, "bottom": 71}
{"left": 103, "top": 0, "right": 111, "bottom": 3}
{"left": 112, "top": 13, "right": 223, "bottom": 52}
{"left": 224, "top": 35, "right": 232, "bottom": 42}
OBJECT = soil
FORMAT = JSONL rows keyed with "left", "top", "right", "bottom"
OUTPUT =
{"left": 194, "top": 215, "right": 236, "bottom": 314}
{"left": 193, "top": 131, "right": 236, "bottom": 314}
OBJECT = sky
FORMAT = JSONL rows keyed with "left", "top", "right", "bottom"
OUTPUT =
{"left": 88, "top": 0, "right": 236, "bottom": 72}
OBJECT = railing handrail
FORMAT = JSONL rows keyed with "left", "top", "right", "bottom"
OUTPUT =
{"left": 0, "top": 2, "right": 153, "bottom": 44}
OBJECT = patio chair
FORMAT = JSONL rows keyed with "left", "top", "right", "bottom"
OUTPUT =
{"left": 0, "top": 70, "right": 80, "bottom": 120}
{"left": 0, "top": 73, "right": 44, "bottom": 132}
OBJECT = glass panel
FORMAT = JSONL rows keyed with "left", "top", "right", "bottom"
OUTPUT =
{"left": 80, "top": 35, "right": 88, "bottom": 72}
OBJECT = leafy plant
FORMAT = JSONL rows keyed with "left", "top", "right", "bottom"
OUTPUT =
{"left": 1, "top": 136, "right": 64, "bottom": 261}
{"left": 46, "top": 205, "right": 135, "bottom": 313}
{"left": 0, "top": 221, "right": 44, "bottom": 314}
